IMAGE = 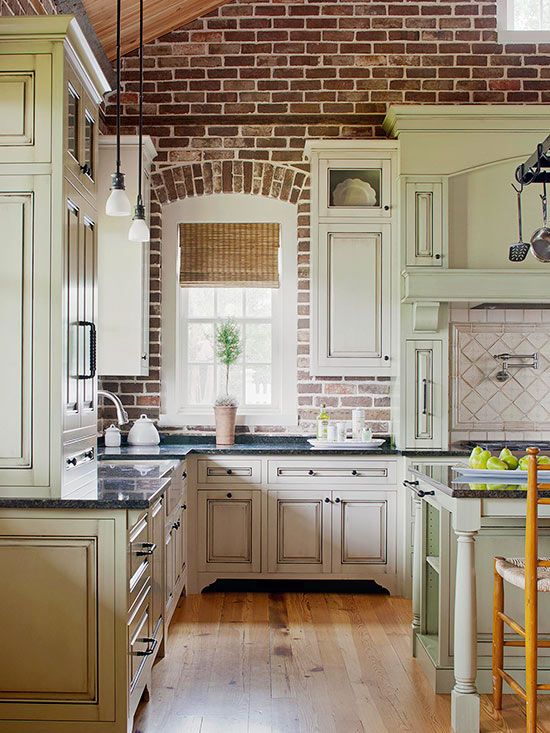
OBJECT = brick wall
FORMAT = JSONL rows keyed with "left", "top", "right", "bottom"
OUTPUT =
{"left": 0, "top": 0, "right": 56, "bottom": 16}
{"left": 100, "top": 0, "right": 550, "bottom": 434}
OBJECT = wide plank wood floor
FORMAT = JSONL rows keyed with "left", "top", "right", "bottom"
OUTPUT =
{"left": 133, "top": 592, "right": 550, "bottom": 733}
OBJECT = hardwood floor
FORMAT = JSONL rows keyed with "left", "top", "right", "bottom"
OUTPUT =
{"left": 133, "top": 592, "right": 550, "bottom": 733}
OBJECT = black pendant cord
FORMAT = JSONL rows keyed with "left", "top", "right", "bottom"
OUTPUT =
{"left": 137, "top": 0, "right": 144, "bottom": 208}
{"left": 115, "top": 0, "right": 121, "bottom": 176}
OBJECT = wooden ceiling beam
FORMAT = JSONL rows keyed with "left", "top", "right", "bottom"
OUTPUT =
{"left": 82, "top": 0, "right": 233, "bottom": 59}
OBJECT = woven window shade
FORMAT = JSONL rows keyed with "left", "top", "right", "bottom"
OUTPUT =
{"left": 179, "top": 222, "right": 280, "bottom": 288}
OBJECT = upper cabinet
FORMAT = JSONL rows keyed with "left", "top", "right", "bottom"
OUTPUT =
{"left": 404, "top": 178, "right": 447, "bottom": 267}
{"left": 0, "top": 17, "right": 109, "bottom": 499}
{"left": 97, "top": 135, "right": 157, "bottom": 377}
{"left": 306, "top": 141, "right": 398, "bottom": 376}
{"left": 0, "top": 54, "right": 52, "bottom": 164}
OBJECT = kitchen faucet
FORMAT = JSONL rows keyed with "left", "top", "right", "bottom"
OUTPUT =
{"left": 97, "top": 390, "right": 129, "bottom": 426}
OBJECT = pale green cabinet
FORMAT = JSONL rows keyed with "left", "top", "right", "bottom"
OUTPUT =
{"left": 405, "top": 340, "right": 444, "bottom": 451}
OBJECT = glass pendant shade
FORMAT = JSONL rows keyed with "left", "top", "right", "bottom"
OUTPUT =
{"left": 128, "top": 204, "right": 150, "bottom": 242}
{"left": 105, "top": 173, "right": 131, "bottom": 216}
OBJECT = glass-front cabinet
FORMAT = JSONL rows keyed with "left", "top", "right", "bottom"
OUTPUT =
{"left": 64, "top": 63, "right": 98, "bottom": 199}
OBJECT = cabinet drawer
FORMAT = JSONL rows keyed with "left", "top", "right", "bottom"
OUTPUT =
{"left": 128, "top": 583, "right": 154, "bottom": 692}
{"left": 197, "top": 458, "right": 261, "bottom": 485}
{"left": 128, "top": 513, "right": 151, "bottom": 581}
{"left": 267, "top": 460, "right": 397, "bottom": 485}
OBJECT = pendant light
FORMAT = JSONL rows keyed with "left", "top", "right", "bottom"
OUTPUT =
{"left": 105, "top": 0, "right": 131, "bottom": 216}
{"left": 129, "top": 0, "right": 150, "bottom": 242}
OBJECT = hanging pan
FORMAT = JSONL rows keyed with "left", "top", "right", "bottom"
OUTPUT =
{"left": 530, "top": 180, "right": 550, "bottom": 262}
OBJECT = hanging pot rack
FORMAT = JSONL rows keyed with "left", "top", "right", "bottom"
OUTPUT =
{"left": 515, "top": 135, "right": 550, "bottom": 186}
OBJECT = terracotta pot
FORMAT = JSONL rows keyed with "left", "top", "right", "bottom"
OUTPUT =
{"left": 214, "top": 405, "right": 237, "bottom": 446}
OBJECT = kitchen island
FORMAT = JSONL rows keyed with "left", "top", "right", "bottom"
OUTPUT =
{"left": 408, "top": 463, "right": 550, "bottom": 733}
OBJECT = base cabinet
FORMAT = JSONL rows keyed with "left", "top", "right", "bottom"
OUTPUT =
{"left": 267, "top": 491, "right": 332, "bottom": 573}
{"left": 198, "top": 489, "right": 261, "bottom": 573}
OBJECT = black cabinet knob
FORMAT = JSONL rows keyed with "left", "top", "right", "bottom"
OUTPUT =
{"left": 227, "top": 469, "right": 233, "bottom": 475}
{"left": 182, "top": 471, "right": 187, "bottom": 479}
{"left": 308, "top": 469, "right": 314, "bottom": 476}
{"left": 181, "top": 504, "right": 187, "bottom": 510}
{"left": 351, "top": 470, "right": 358, "bottom": 476}
{"left": 434, "top": 253, "right": 441, "bottom": 260}
{"left": 383, "top": 205, "right": 390, "bottom": 211}
{"left": 324, "top": 497, "right": 331, "bottom": 503}
{"left": 226, "top": 492, "right": 232, "bottom": 499}
{"left": 384, "top": 355, "right": 390, "bottom": 361}
{"left": 335, "top": 497, "right": 341, "bottom": 504}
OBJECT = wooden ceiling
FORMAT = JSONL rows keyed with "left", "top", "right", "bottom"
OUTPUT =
{"left": 81, "top": 0, "right": 233, "bottom": 59}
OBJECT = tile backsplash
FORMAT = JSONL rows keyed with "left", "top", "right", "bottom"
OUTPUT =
{"left": 450, "top": 305, "right": 550, "bottom": 444}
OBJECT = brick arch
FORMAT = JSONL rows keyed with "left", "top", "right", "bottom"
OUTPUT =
{"left": 151, "top": 160, "right": 308, "bottom": 205}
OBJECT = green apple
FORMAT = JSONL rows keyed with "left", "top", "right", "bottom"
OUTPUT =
{"left": 487, "top": 457, "right": 508, "bottom": 471}
{"left": 519, "top": 455, "right": 529, "bottom": 471}
{"left": 499, "top": 448, "right": 519, "bottom": 470}
{"left": 487, "top": 483, "right": 507, "bottom": 490}
{"left": 538, "top": 455, "right": 550, "bottom": 466}
{"left": 468, "top": 446, "right": 484, "bottom": 468}
{"left": 470, "top": 483, "right": 487, "bottom": 491}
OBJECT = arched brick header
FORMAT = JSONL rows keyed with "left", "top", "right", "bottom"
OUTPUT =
{"left": 151, "top": 160, "right": 308, "bottom": 205}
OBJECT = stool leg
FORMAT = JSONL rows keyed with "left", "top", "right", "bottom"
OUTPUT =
{"left": 525, "top": 588, "right": 537, "bottom": 733}
{"left": 492, "top": 560, "right": 504, "bottom": 711}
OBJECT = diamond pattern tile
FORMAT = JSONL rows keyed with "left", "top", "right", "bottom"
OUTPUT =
{"left": 452, "top": 324, "right": 550, "bottom": 431}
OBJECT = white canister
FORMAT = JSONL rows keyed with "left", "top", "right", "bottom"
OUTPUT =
{"left": 127, "top": 414, "right": 160, "bottom": 446}
{"left": 104, "top": 424, "right": 121, "bottom": 447}
{"left": 351, "top": 409, "right": 365, "bottom": 440}
{"left": 327, "top": 423, "right": 338, "bottom": 442}
{"left": 336, "top": 421, "right": 346, "bottom": 442}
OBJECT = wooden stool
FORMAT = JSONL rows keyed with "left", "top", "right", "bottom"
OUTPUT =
{"left": 492, "top": 446, "right": 550, "bottom": 732}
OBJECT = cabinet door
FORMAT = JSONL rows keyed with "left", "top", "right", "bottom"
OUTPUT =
{"left": 267, "top": 491, "right": 332, "bottom": 574}
{"left": 0, "top": 54, "right": 51, "bottom": 164}
{"left": 313, "top": 222, "right": 392, "bottom": 375}
{"left": 79, "top": 90, "right": 98, "bottom": 199}
{"left": 64, "top": 64, "right": 83, "bottom": 183}
{"left": 405, "top": 181, "right": 444, "bottom": 266}
{"left": 0, "top": 176, "right": 50, "bottom": 491}
{"left": 319, "top": 157, "right": 392, "bottom": 219}
{"left": 405, "top": 340, "right": 443, "bottom": 450}
{"left": 150, "top": 496, "right": 165, "bottom": 638}
{"left": 331, "top": 490, "right": 396, "bottom": 575}
{"left": 78, "top": 203, "right": 98, "bottom": 432}
{"left": 164, "top": 522, "right": 176, "bottom": 610}
{"left": 63, "top": 184, "right": 97, "bottom": 437}
{"left": 198, "top": 489, "right": 261, "bottom": 573}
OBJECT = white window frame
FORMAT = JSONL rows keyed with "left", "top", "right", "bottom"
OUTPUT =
{"left": 160, "top": 194, "right": 298, "bottom": 428}
{"left": 497, "top": 0, "right": 550, "bottom": 43}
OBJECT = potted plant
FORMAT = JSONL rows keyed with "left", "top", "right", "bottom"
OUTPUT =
{"left": 214, "top": 319, "right": 242, "bottom": 446}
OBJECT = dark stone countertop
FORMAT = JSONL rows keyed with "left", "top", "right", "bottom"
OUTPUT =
{"left": 0, "top": 463, "right": 177, "bottom": 510}
{"left": 409, "top": 462, "right": 550, "bottom": 499}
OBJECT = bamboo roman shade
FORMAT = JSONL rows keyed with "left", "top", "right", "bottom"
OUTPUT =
{"left": 179, "top": 222, "right": 280, "bottom": 288}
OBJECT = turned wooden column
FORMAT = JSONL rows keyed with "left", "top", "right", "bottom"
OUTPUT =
{"left": 451, "top": 529, "right": 480, "bottom": 733}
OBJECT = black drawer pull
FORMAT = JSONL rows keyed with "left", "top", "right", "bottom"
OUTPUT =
{"left": 181, "top": 504, "right": 187, "bottom": 510}
{"left": 66, "top": 457, "right": 77, "bottom": 467}
{"left": 182, "top": 471, "right": 187, "bottom": 479}
{"left": 351, "top": 470, "right": 358, "bottom": 476}
{"left": 84, "top": 449, "right": 95, "bottom": 460}
{"left": 308, "top": 470, "right": 315, "bottom": 476}
{"left": 226, "top": 469, "right": 233, "bottom": 475}
{"left": 404, "top": 480, "right": 435, "bottom": 498}
{"left": 134, "top": 637, "right": 158, "bottom": 657}
{"left": 136, "top": 542, "right": 157, "bottom": 557}
{"left": 226, "top": 492, "right": 232, "bottom": 499}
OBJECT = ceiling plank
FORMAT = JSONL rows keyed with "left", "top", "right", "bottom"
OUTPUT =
{"left": 82, "top": 0, "right": 233, "bottom": 59}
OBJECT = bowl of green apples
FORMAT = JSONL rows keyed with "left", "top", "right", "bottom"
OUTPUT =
{"left": 455, "top": 446, "right": 550, "bottom": 479}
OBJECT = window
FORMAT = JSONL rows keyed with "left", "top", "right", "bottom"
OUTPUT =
{"left": 182, "top": 287, "right": 277, "bottom": 410}
{"left": 497, "top": 0, "right": 550, "bottom": 42}
{"left": 161, "top": 194, "right": 298, "bottom": 427}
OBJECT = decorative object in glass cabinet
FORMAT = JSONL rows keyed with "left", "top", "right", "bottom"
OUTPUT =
{"left": 329, "top": 168, "right": 381, "bottom": 209}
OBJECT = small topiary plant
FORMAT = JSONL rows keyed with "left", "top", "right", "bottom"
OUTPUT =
{"left": 214, "top": 319, "right": 242, "bottom": 407}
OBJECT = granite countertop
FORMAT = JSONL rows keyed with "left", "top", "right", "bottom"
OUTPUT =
{"left": 98, "top": 437, "right": 470, "bottom": 460}
{"left": 0, "top": 464, "right": 175, "bottom": 510}
{"left": 409, "top": 462, "right": 550, "bottom": 499}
